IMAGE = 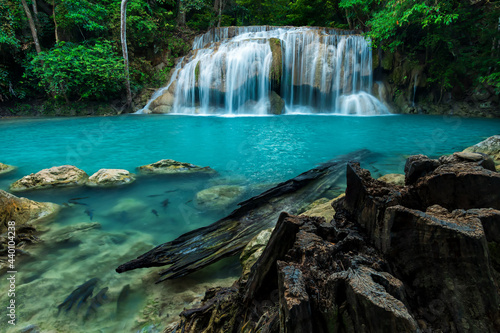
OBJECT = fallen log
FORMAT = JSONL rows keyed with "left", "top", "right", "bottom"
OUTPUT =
{"left": 116, "top": 149, "right": 371, "bottom": 282}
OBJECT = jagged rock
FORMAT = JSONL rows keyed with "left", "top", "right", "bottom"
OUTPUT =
{"left": 195, "top": 185, "right": 245, "bottom": 210}
{"left": 464, "top": 135, "right": 500, "bottom": 162}
{"left": 378, "top": 173, "right": 405, "bottom": 186}
{"left": 439, "top": 151, "right": 496, "bottom": 171}
{"left": 86, "top": 169, "right": 135, "bottom": 187}
{"left": 170, "top": 151, "right": 500, "bottom": 333}
{"left": 42, "top": 222, "right": 101, "bottom": 244}
{"left": 10, "top": 165, "right": 88, "bottom": 192}
{"left": 137, "top": 159, "right": 216, "bottom": 175}
{"left": 0, "top": 162, "right": 16, "bottom": 175}
{"left": 404, "top": 154, "right": 440, "bottom": 185}
{"left": 239, "top": 228, "right": 274, "bottom": 280}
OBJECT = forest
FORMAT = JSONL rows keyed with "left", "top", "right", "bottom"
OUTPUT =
{"left": 0, "top": 0, "right": 499, "bottom": 113}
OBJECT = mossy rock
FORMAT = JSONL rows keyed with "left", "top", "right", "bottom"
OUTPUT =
{"left": 195, "top": 61, "right": 200, "bottom": 84}
{"left": 269, "top": 38, "right": 282, "bottom": 85}
{"left": 381, "top": 51, "right": 394, "bottom": 71}
{"left": 0, "top": 162, "right": 16, "bottom": 176}
{"left": 137, "top": 159, "right": 216, "bottom": 175}
{"left": 10, "top": 165, "right": 89, "bottom": 192}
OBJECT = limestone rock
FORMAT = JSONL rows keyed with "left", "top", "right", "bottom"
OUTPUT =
{"left": 87, "top": 169, "right": 135, "bottom": 187}
{"left": 269, "top": 91, "right": 285, "bottom": 115}
{"left": 137, "top": 159, "right": 216, "bottom": 175}
{"left": 195, "top": 185, "right": 245, "bottom": 210}
{"left": 0, "top": 190, "right": 59, "bottom": 255}
{"left": 464, "top": 135, "right": 500, "bottom": 162}
{"left": 239, "top": 228, "right": 274, "bottom": 280}
{"left": 149, "top": 91, "right": 175, "bottom": 110}
{"left": 10, "top": 165, "right": 88, "bottom": 192}
{"left": 378, "top": 173, "right": 405, "bottom": 186}
{"left": 300, "top": 193, "right": 345, "bottom": 222}
{"left": 0, "top": 162, "right": 16, "bottom": 176}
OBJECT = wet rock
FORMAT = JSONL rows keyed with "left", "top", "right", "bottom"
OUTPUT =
{"left": 10, "top": 165, "right": 88, "bottom": 192}
{"left": 87, "top": 169, "right": 135, "bottom": 187}
{"left": 464, "top": 135, "right": 500, "bottom": 162}
{"left": 239, "top": 228, "right": 273, "bottom": 280}
{"left": 0, "top": 162, "right": 16, "bottom": 176}
{"left": 195, "top": 185, "right": 245, "bottom": 210}
{"left": 269, "top": 91, "right": 285, "bottom": 115}
{"left": 137, "top": 159, "right": 216, "bottom": 175}
{"left": 377, "top": 173, "right": 405, "bottom": 186}
{"left": 43, "top": 222, "right": 101, "bottom": 244}
{"left": 149, "top": 91, "right": 175, "bottom": 113}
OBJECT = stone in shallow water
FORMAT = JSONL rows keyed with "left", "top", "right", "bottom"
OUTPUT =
{"left": 0, "top": 162, "right": 16, "bottom": 176}
{"left": 87, "top": 169, "right": 135, "bottom": 187}
{"left": 195, "top": 185, "right": 245, "bottom": 210}
{"left": 10, "top": 165, "right": 88, "bottom": 192}
{"left": 137, "top": 159, "right": 216, "bottom": 175}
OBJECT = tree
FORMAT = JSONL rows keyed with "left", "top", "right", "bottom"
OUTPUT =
{"left": 20, "top": 0, "right": 42, "bottom": 56}
{"left": 121, "top": 0, "right": 132, "bottom": 108}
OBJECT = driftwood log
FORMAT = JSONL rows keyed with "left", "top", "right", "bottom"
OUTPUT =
{"left": 116, "top": 149, "right": 371, "bottom": 281}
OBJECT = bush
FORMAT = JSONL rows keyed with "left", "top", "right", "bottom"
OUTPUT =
{"left": 29, "top": 40, "right": 125, "bottom": 101}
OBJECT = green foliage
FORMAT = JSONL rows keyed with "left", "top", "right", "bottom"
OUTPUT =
{"left": 29, "top": 41, "right": 125, "bottom": 101}
{"left": 56, "top": 0, "right": 109, "bottom": 33}
{"left": 0, "top": 0, "right": 22, "bottom": 47}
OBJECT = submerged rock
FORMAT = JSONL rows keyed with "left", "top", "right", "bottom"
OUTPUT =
{"left": 87, "top": 169, "right": 135, "bottom": 187}
{"left": 43, "top": 222, "right": 101, "bottom": 244}
{"left": 10, "top": 165, "right": 88, "bottom": 192}
{"left": 195, "top": 185, "right": 245, "bottom": 210}
{"left": 0, "top": 162, "right": 16, "bottom": 175}
{"left": 137, "top": 159, "right": 216, "bottom": 175}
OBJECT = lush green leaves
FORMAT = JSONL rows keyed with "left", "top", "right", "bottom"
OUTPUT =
{"left": 29, "top": 40, "right": 125, "bottom": 101}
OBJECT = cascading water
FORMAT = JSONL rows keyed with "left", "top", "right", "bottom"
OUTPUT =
{"left": 143, "top": 26, "right": 390, "bottom": 116}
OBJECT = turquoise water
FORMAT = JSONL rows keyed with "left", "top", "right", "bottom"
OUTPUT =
{"left": 0, "top": 114, "right": 499, "bottom": 332}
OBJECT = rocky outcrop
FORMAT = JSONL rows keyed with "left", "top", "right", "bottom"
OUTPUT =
{"left": 377, "top": 173, "right": 405, "bottom": 186}
{"left": 0, "top": 190, "right": 59, "bottom": 266}
{"left": 166, "top": 152, "right": 500, "bottom": 333}
{"left": 239, "top": 228, "right": 274, "bottom": 281}
{"left": 137, "top": 159, "right": 216, "bottom": 175}
{"left": 195, "top": 185, "right": 245, "bottom": 210}
{"left": 10, "top": 165, "right": 89, "bottom": 192}
{"left": 0, "top": 162, "right": 16, "bottom": 176}
{"left": 148, "top": 91, "right": 175, "bottom": 114}
{"left": 269, "top": 38, "right": 282, "bottom": 93}
{"left": 86, "top": 169, "right": 135, "bottom": 187}
{"left": 464, "top": 135, "right": 500, "bottom": 170}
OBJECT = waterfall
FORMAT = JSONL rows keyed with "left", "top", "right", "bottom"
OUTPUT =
{"left": 143, "top": 26, "right": 390, "bottom": 116}
{"left": 412, "top": 74, "right": 418, "bottom": 107}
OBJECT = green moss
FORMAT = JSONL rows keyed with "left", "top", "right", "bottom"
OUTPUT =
{"left": 269, "top": 38, "right": 282, "bottom": 84}
{"left": 381, "top": 52, "right": 394, "bottom": 71}
{"left": 195, "top": 61, "right": 200, "bottom": 84}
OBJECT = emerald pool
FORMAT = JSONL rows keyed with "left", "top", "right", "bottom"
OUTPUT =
{"left": 0, "top": 113, "right": 498, "bottom": 332}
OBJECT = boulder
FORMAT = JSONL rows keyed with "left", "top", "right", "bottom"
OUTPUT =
{"left": 0, "top": 162, "right": 16, "bottom": 176}
{"left": 137, "top": 159, "right": 216, "bottom": 175}
{"left": 195, "top": 185, "right": 245, "bottom": 210}
{"left": 0, "top": 190, "right": 59, "bottom": 259}
{"left": 463, "top": 135, "right": 500, "bottom": 162}
{"left": 10, "top": 165, "right": 88, "bottom": 192}
{"left": 151, "top": 105, "right": 173, "bottom": 114}
{"left": 87, "top": 169, "right": 135, "bottom": 187}
{"left": 149, "top": 91, "right": 175, "bottom": 110}
{"left": 378, "top": 173, "right": 405, "bottom": 186}
{"left": 269, "top": 91, "right": 285, "bottom": 115}
{"left": 404, "top": 154, "right": 440, "bottom": 185}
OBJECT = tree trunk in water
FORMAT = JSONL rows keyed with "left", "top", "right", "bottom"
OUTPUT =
{"left": 20, "top": 0, "right": 42, "bottom": 56}
{"left": 176, "top": 0, "right": 186, "bottom": 27}
{"left": 121, "top": 0, "right": 133, "bottom": 109}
